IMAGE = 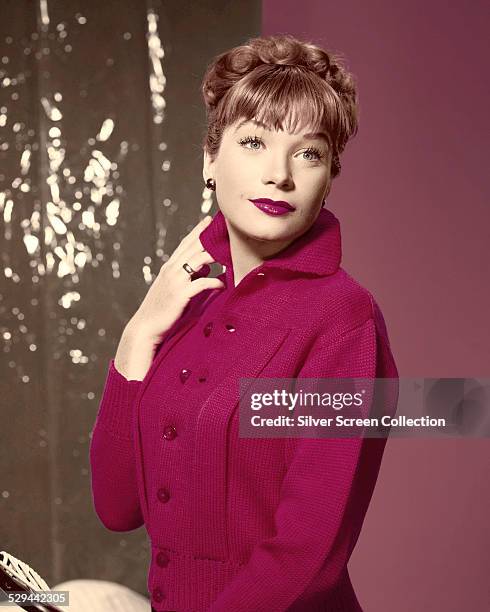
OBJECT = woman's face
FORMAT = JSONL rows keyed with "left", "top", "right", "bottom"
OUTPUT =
{"left": 203, "top": 116, "right": 333, "bottom": 248}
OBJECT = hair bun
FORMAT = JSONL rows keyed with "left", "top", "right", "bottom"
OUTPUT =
{"left": 204, "top": 35, "right": 355, "bottom": 110}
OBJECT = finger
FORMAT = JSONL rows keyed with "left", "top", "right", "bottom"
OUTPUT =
{"left": 188, "top": 263, "right": 211, "bottom": 280}
{"left": 178, "top": 241, "right": 218, "bottom": 270}
{"left": 175, "top": 251, "right": 215, "bottom": 281}
{"left": 185, "top": 276, "right": 225, "bottom": 297}
{"left": 173, "top": 216, "right": 213, "bottom": 256}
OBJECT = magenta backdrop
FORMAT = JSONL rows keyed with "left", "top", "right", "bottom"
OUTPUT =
{"left": 263, "top": 2, "right": 489, "bottom": 611}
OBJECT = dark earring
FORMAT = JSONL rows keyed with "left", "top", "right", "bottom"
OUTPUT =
{"left": 205, "top": 178, "right": 216, "bottom": 191}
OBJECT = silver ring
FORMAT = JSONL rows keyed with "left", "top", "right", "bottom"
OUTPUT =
{"left": 182, "top": 262, "right": 195, "bottom": 276}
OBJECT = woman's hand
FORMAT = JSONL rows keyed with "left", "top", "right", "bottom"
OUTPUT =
{"left": 130, "top": 214, "right": 224, "bottom": 343}
{"left": 114, "top": 215, "right": 224, "bottom": 380}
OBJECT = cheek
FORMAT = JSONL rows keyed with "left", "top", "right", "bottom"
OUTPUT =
{"left": 218, "top": 164, "right": 237, "bottom": 187}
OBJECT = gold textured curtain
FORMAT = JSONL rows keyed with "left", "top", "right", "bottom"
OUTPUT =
{"left": 0, "top": 0, "right": 260, "bottom": 594}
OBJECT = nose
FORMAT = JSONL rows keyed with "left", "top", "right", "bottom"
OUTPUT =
{"left": 261, "top": 158, "right": 293, "bottom": 189}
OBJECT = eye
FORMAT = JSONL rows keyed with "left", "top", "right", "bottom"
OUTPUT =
{"left": 238, "top": 135, "right": 263, "bottom": 150}
{"left": 302, "top": 147, "right": 324, "bottom": 161}
{"left": 237, "top": 136, "right": 325, "bottom": 162}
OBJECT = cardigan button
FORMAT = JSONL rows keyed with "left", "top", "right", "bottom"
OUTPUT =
{"left": 197, "top": 367, "right": 209, "bottom": 383}
{"left": 157, "top": 488, "right": 170, "bottom": 503}
{"left": 179, "top": 368, "right": 191, "bottom": 383}
{"left": 152, "top": 586, "right": 165, "bottom": 602}
{"left": 156, "top": 551, "right": 170, "bottom": 567}
{"left": 203, "top": 321, "right": 213, "bottom": 336}
{"left": 225, "top": 323, "right": 236, "bottom": 332}
{"left": 163, "top": 425, "right": 177, "bottom": 441}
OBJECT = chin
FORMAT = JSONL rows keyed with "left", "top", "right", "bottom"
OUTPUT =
{"left": 245, "top": 216, "right": 300, "bottom": 243}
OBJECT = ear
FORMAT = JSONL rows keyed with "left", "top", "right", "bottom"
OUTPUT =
{"left": 202, "top": 148, "right": 215, "bottom": 183}
{"left": 323, "top": 180, "right": 332, "bottom": 200}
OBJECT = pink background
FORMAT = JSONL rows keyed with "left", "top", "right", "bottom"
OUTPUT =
{"left": 263, "top": 1, "right": 489, "bottom": 611}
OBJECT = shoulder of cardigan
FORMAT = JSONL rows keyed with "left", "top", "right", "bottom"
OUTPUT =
{"left": 198, "top": 206, "right": 342, "bottom": 277}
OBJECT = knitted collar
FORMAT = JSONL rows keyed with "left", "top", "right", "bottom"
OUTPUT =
{"left": 198, "top": 206, "right": 342, "bottom": 281}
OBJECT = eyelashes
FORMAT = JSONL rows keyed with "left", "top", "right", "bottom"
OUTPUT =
{"left": 237, "top": 135, "right": 325, "bottom": 161}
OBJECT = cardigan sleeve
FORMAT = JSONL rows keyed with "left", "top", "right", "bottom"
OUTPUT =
{"left": 89, "top": 358, "right": 144, "bottom": 532}
{"left": 209, "top": 317, "right": 392, "bottom": 611}
{"left": 89, "top": 292, "right": 210, "bottom": 533}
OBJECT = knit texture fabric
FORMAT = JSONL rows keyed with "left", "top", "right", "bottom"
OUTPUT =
{"left": 90, "top": 207, "right": 399, "bottom": 611}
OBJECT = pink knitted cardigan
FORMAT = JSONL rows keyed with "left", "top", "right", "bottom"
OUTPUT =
{"left": 90, "top": 207, "right": 399, "bottom": 611}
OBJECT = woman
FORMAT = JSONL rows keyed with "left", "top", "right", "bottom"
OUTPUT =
{"left": 90, "top": 34, "right": 398, "bottom": 612}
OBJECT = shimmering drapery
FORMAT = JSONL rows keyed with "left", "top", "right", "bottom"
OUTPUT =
{"left": 0, "top": 0, "right": 260, "bottom": 593}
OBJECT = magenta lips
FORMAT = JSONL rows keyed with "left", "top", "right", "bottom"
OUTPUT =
{"left": 249, "top": 198, "right": 295, "bottom": 216}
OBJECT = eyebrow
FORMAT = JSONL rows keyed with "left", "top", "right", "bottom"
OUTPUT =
{"left": 235, "top": 119, "right": 330, "bottom": 144}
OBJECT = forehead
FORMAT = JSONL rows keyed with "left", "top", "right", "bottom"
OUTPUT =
{"left": 233, "top": 118, "right": 329, "bottom": 143}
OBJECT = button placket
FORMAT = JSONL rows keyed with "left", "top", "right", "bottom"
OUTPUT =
{"left": 193, "top": 362, "right": 207, "bottom": 383}
{"left": 157, "top": 487, "right": 170, "bottom": 503}
{"left": 156, "top": 550, "right": 170, "bottom": 568}
{"left": 162, "top": 425, "right": 177, "bottom": 440}
{"left": 223, "top": 314, "right": 238, "bottom": 334}
{"left": 152, "top": 586, "right": 165, "bottom": 603}
{"left": 179, "top": 367, "right": 191, "bottom": 383}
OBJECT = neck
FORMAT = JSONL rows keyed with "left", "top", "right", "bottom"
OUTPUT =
{"left": 225, "top": 218, "right": 296, "bottom": 287}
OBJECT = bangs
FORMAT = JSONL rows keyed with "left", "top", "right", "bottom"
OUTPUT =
{"left": 216, "top": 64, "right": 344, "bottom": 148}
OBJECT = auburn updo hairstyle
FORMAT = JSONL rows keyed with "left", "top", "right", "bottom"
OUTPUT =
{"left": 200, "top": 34, "right": 359, "bottom": 178}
